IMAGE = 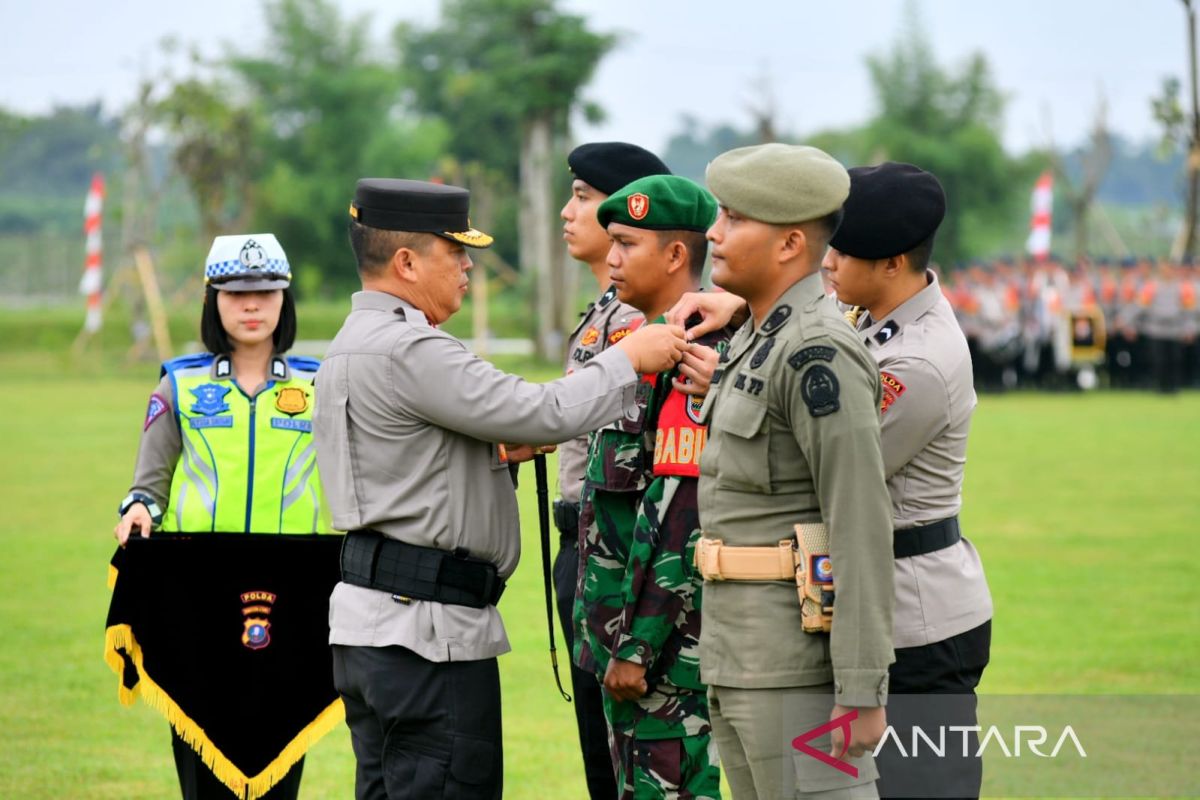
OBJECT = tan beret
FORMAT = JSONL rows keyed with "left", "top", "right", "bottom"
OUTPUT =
{"left": 705, "top": 143, "right": 850, "bottom": 224}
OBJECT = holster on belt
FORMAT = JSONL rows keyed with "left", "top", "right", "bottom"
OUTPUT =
{"left": 793, "top": 522, "right": 834, "bottom": 634}
{"left": 694, "top": 523, "right": 834, "bottom": 635}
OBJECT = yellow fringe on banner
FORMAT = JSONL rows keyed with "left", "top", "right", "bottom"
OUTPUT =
{"left": 104, "top": 623, "right": 345, "bottom": 799}
{"left": 107, "top": 563, "right": 118, "bottom": 590}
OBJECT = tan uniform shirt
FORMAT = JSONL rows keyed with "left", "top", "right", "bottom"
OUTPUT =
{"left": 313, "top": 291, "right": 640, "bottom": 662}
{"left": 698, "top": 272, "right": 894, "bottom": 707}
{"left": 855, "top": 272, "right": 993, "bottom": 649}
{"left": 558, "top": 285, "right": 643, "bottom": 504}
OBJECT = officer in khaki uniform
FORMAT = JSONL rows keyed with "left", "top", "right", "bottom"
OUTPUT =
{"left": 312, "top": 179, "right": 688, "bottom": 800}
{"left": 695, "top": 144, "right": 895, "bottom": 799}
{"left": 557, "top": 142, "right": 670, "bottom": 799}
{"left": 823, "top": 163, "right": 992, "bottom": 798}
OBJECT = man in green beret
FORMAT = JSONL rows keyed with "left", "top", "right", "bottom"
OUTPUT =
{"left": 679, "top": 144, "right": 895, "bottom": 798}
{"left": 574, "top": 174, "right": 726, "bottom": 798}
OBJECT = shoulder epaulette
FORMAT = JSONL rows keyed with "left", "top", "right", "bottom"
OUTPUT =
{"left": 286, "top": 355, "right": 322, "bottom": 373}
{"left": 160, "top": 352, "right": 215, "bottom": 378}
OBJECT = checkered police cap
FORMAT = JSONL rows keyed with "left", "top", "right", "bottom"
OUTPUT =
{"left": 205, "top": 233, "right": 292, "bottom": 292}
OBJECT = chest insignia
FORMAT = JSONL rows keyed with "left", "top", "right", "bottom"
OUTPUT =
{"left": 274, "top": 386, "right": 308, "bottom": 416}
{"left": 190, "top": 383, "right": 231, "bottom": 417}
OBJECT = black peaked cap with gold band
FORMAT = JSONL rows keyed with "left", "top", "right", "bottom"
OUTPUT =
{"left": 350, "top": 178, "right": 493, "bottom": 249}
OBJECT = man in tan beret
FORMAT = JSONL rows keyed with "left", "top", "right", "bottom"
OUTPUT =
{"left": 689, "top": 144, "right": 894, "bottom": 798}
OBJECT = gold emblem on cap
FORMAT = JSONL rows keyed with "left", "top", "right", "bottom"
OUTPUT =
{"left": 628, "top": 193, "right": 650, "bottom": 221}
{"left": 349, "top": 203, "right": 359, "bottom": 219}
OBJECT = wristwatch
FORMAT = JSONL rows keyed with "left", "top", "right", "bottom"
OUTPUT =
{"left": 117, "top": 492, "right": 164, "bottom": 527}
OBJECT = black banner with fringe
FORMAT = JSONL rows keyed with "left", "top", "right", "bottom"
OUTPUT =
{"left": 105, "top": 534, "right": 345, "bottom": 800}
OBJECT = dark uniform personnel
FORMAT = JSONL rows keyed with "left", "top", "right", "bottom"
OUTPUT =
{"left": 312, "top": 179, "right": 687, "bottom": 800}
{"left": 696, "top": 145, "right": 895, "bottom": 799}
{"left": 824, "top": 163, "right": 993, "bottom": 798}
{"left": 556, "top": 142, "right": 670, "bottom": 799}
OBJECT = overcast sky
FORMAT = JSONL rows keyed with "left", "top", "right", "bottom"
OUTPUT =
{"left": 0, "top": 0, "right": 1187, "bottom": 156}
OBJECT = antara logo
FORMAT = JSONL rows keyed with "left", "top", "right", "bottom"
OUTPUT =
{"left": 792, "top": 712, "right": 1088, "bottom": 777}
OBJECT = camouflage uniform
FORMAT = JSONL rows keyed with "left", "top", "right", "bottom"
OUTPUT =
{"left": 576, "top": 323, "right": 728, "bottom": 799}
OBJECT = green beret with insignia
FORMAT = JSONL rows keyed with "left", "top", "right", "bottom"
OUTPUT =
{"left": 596, "top": 175, "right": 717, "bottom": 233}
{"left": 705, "top": 143, "right": 849, "bottom": 224}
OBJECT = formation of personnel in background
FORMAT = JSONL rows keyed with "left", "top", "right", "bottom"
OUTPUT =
{"left": 112, "top": 233, "right": 327, "bottom": 799}
{"left": 824, "top": 163, "right": 992, "bottom": 798}
{"left": 573, "top": 174, "right": 728, "bottom": 798}
{"left": 944, "top": 253, "right": 1198, "bottom": 393}
{"left": 556, "top": 141, "right": 671, "bottom": 800}
{"left": 672, "top": 144, "right": 896, "bottom": 799}
{"left": 311, "top": 179, "right": 688, "bottom": 800}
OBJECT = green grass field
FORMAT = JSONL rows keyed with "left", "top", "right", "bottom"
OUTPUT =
{"left": 0, "top": 358, "right": 1197, "bottom": 798}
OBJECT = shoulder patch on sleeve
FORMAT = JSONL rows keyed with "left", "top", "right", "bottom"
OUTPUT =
{"left": 787, "top": 345, "right": 836, "bottom": 371}
{"left": 608, "top": 327, "right": 632, "bottom": 345}
{"left": 144, "top": 393, "right": 169, "bottom": 431}
{"left": 800, "top": 365, "right": 840, "bottom": 417}
{"left": 879, "top": 370, "right": 907, "bottom": 414}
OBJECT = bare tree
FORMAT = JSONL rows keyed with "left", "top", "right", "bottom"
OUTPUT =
{"left": 1049, "top": 95, "right": 1112, "bottom": 262}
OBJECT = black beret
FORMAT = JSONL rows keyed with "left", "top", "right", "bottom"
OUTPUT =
{"left": 350, "top": 178, "right": 492, "bottom": 248}
{"left": 829, "top": 162, "right": 946, "bottom": 260}
{"left": 567, "top": 142, "right": 670, "bottom": 196}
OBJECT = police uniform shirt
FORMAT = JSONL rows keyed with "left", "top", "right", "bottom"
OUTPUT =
{"left": 697, "top": 272, "right": 894, "bottom": 707}
{"left": 314, "top": 290, "right": 641, "bottom": 663}
{"left": 856, "top": 271, "right": 993, "bottom": 649}
{"left": 558, "top": 285, "right": 643, "bottom": 504}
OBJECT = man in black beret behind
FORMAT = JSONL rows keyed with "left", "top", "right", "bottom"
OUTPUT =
{"left": 556, "top": 142, "right": 670, "bottom": 798}
{"left": 823, "top": 162, "right": 993, "bottom": 799}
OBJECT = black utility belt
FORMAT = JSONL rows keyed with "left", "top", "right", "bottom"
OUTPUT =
{"left": 552, "top": 499, "right": 581, "bottom": 540}
{"left": 894, "top": 516, "right": 962, "bottom": 559}
{"left": 341, "top": 530, "right": 505, "bottom": 609}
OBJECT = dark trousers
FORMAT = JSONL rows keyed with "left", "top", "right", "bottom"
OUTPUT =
{"left": 553, "top": 535, "right": 619, "bottom": 799}
{"left": 332, "top": 644, "right": 503, "bottom": 800}
{"left": 876, "top": 620, "right": 992, "bottom": 800}
{"left": 1148, "top": 336, "right": 1184, "bottom": 393}
{"left": 171, "top": 731, "right": 303, "bottom": 800}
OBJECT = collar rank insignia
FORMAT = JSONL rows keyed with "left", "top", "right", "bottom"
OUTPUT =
{"left": 874, "top": 320, "right": 900, "bottom": 345}
{"left": 271, "top": 357, "right": 287, "bottom": 379}
{"left": 214, "top": 357, "right": 232, "bottom": 378}
{"left": 274, "top": 387, "right": 308, "bottom": 416}
{"left": 761, "top": 304, "right": 792, "bottom": 336}
{"left": 190, "top": 383, "right": 231, "bottom": 416}
{"left": 239, "top": 238, "right": 268, "bottom": 270}
{"left": 749, "top": 338, "right": 775, "bottom": 369}
{"left": 241, "top": 590, "right": 277, "bottom": 650}
{"left": 598, "top": 285, "right": 618, "bottom": 308}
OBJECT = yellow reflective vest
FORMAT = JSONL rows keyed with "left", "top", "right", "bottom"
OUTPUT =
{"left": 162, "top": 353, "right": 327, "bottom": 533}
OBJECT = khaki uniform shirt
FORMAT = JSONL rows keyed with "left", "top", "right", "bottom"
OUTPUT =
{"left": 855, "top": 273, "right": 993, "bottom": 649}
{"left": 558, "top": 285, "right": 643, "bottom": 505}
{"left": 698, "top": 273, "right": 894, "bottom": 707}
{"left": 313, "top": 291, "right": 640, "bottom": 662}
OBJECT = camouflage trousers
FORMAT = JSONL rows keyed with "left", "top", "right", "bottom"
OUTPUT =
{"left": 603, "top": 692, "right": 722, "bottom": 799}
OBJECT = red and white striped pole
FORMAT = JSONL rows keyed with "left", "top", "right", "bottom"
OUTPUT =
{"left": 80, "top": 173, "right": 105, "bottom": 333}
{"left": 1025, "top": 170, "right": 1053, "bottom": 262}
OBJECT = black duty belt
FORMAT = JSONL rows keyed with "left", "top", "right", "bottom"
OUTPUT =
{"left": 553, "top": 499, "right": 581, "bottom": 541}
{"left": 894, "top": 516, "right": 962, "bottom": 559}
{"left": 341, "top": 530, "right": 505, "bottom": 609}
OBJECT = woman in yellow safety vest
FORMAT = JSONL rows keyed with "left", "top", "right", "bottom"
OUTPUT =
{"left": 112, "top": 232, "right": 326, "bottom": 800}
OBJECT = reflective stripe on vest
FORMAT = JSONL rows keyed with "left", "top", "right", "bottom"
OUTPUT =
{"left": 164, "top": 358, "right": 323, "bottom": 533}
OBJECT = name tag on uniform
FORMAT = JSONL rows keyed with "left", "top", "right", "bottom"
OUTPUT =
{"left": 190, "top": 416, "right": 234, "bottom": 429}
{"left": 270, "top": 418, "right": 312, "bottom": 433}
